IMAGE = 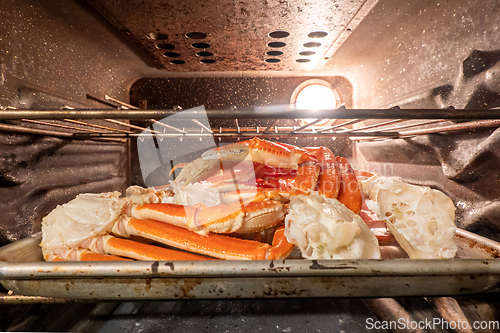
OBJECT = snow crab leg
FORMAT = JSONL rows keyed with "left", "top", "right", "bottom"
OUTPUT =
{"left": 174, "top": 138, "right": 321, "bottom": 195}
{"left": 336, "top": 156, "right": 363, "bottom": 214}
{"left": 121, "top": 219, "right": 293, "bottom": 260}
{"left": 200, "top": 141, "right": 361, "bottom": 214}
{"left": 41, "top": 139, "right": 362, "bottom": 262}
{"left": 131, "top": 192, "right": 287, "bottom": 235}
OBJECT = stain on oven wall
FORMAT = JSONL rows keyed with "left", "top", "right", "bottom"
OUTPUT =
{"left": 129, "top": 76, "right": 353, "bottom": 187}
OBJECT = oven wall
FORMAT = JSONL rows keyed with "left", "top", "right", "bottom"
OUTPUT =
{"left": 329, "top": 0, "right": 500, "bottom": 240}
{"left": 0, "top": 0, "right": 159, "bottom": 108}
{"left": 0, "top": 0, "right": 156, "bottom": 245}
{"left": 322, "top": 0, "right": 500, "bottom": 110}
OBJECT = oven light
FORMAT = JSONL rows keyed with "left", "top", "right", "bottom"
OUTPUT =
{"left": 295, "top": 84, "right": 338, "bottom": 111}
{"left": 290, "top": 79, "right": 341, "bottom": 127}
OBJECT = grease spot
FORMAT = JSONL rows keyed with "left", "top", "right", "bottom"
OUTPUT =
{"left": 151, "top": 261, "right": 159, "bottom": 275}
{"left": 309, "top": 260, "right": 356, "bottom": 270}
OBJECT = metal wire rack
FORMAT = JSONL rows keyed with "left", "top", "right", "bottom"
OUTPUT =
{"left": 2, "top": 103, "right": 500, "bottom": 141}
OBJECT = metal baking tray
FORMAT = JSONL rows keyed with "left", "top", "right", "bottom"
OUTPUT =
{"left": 1, "top": 228, "right": 500, "bottom": 301}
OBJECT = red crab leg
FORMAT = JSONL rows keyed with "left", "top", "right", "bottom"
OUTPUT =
{"left": 123, "top": 218, "right": 293, "bottom": 260}
{"left": 241, "top": 138, "right": 321, "bottom": 195}
{"left": 100, "top": 236, "right": 213, "bottom": 261}
{"left": 79, "top": 252, "right": 132, "bottom": 261}
{"left": 266, "top": 226, "right": 295, "bottom": 260}
{"left": 304, "top": 147, "right": 341, "bottom": 199}
{"left": 336, "top": 156, "right": 363, "bottom": 214}
{"left": 222, "top": 147, "right": 341, "bottom": 201}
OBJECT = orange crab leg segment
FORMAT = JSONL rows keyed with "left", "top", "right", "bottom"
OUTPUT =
{"left": 266, "top": 226, "right": 295, "bottom": 260}
{"left": 132, "top": 202, "right": 245, "bottom": 235}
{"left": 126, "top": 218, "right": 268, "bottom": 260}
{"left": 102, "top": 236, "right": 213, "bottom": 261}
{"left": 336, "top": 156, "right": 363, "bottom": 214}
{"left": 124, "top": 218, "right": 291, "bottom": 260}
{"left": 133, "top": 195, "right": 286, "bottom": 235}
{"left": 47, "top": 252, "right": 132, "bottom": 262}
{"left": 305, "top": 147, "right": 341, "bottom": 199}
{"left": 79, "top": 252, "right": 132, "bottom": 261}
{"left": 242, "top": 138, "right": 321, "bottom": 195}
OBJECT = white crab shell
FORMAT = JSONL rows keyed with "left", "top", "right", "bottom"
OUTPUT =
{"left": 361, "top": 175, "right": 457, "bottom": 259}
{"left": 284, "top": 192, "right": 381, "bottom": 260}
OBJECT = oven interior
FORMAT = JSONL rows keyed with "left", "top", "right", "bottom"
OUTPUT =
{"left": 2, "top": 0, "right": 500, "bottom": 331}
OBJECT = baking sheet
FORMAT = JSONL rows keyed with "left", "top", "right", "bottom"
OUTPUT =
{"left": 1, "top": 229, "right": 500, "bottom": 300}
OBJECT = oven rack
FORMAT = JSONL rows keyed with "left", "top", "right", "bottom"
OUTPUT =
{"left": 1, "top": 107, "right": 499, "bottom": 141}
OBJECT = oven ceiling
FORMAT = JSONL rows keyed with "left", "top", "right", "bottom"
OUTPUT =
{"left": 86, "top": 0, "right": 378, "bottom": 72}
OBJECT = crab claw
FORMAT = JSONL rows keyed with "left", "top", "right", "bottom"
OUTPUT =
{"left": 174, "top": 143, "right": 250, "bottom": 186}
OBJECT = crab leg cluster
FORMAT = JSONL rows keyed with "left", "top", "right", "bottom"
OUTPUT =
{"left": 41, "top": 138, "right": 364, "bottom": 261}
{"left": 41, "top": 188, "right": 293, "bottom": 261}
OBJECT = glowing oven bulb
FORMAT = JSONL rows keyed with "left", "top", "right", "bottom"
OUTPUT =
{"left": 292, "top": 82, "right": 341, "bottom": 126}
{"left": 295, "top": 84, "right": 338, "bottom": 111}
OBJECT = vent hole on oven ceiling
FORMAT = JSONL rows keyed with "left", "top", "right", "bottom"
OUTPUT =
{"left": 269, "top": 31, "right": 290, "bottom": 38}
{"left": 156, "top": 43, "right": 175, "bottom": 50}
{"left": 307, "top": 31, "right": 328, "bottom": 38}
{"left": 295, "top": 58, "right": 311, "bottom": 63}
{"left": 299, "top": 51, "right": 316, "bottom": 56}
{"left": 192, "top": 42, "right": 210, "bottom": 49}
{"left": 147, "top": 32, "right": 168, "bottom": 40}
{"left": 266, "top": 50, "right": 283, "bottom": 56}
{"left": 186, "top": 32, "right": 207, "bottom": 39}
{"left": 163, "top": 52, "right": 181, "bottom": 58}
{"left": 267, "top": 42, "right": 286, "bottom": 48}
{"left": 196, "top": 51, "right": 214, "bottom": 57}
{"left": 265, "top": 58, "right": 280, "bottom": 63}
{"left": 200, "top": 59, "right": 216, "bottom": 64}
{"left": 170, "top": 60, "right": 185, "bottom": 65}
{"left": 303, "top": 42, "right": 321, "bottom": 48}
